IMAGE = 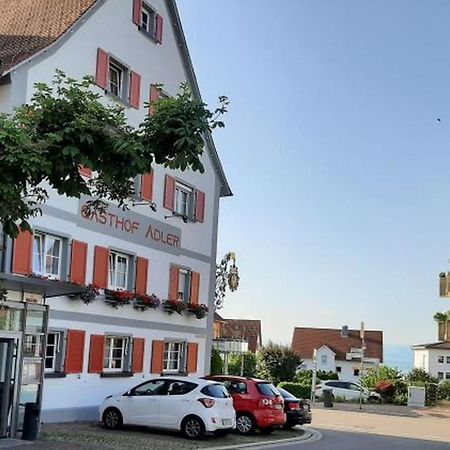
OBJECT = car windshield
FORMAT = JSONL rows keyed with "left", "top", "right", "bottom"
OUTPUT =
{"left": 277, "top": 387, "right": 297, "bottom": 399}
{"left": 256, "top": 383, "right": 280, "bottom": 397}
{"left": 200, "top": 384, "right": 230, "bottom": 398}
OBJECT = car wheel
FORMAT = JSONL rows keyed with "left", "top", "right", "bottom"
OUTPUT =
{"left": 182, "top": 416, "right": 205, "bottom": 439}
{"left": 236, "top": 413, "right": 256, "bottom": 435}
{"left": 102, "top": 408, "right": 123, "bottom": 430}
{"left": 213, "top": 429, "right": 230, "bottom": 437}
{"left": 368, "top": 396, "right": 382, "bottom": 404}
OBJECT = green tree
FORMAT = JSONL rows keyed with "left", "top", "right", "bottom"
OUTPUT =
{"left": 228, "top": 352, "right": 257, "bottom": 377}
{"left": 210, "top": 348, "right": 223, "bottom": 375}
{"left": 0, "top": 71, "right": 228, "bottom": 238}
{"left": 361, "top": 365, "right": 403, "bottom": 390}
{"left": 406, "top": 368, "right": 438, "bottom": 384}
{"left": 256, "top": 342, "right": 302, "bottom": 385}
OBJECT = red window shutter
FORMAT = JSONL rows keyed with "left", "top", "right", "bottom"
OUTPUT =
{"left": 79, "top": 166, "right": 92, "bottom": 178}
{"left": 93, "top": 246, "right": 109, "bottom": 289}
{"left": 65, "top": 330, "right": 86, "bottom": 374}
{"left": 195, "top": 190, "right": 205, "bottom": 223}
{"left": 155, "top": 14, "right": 164, "bottom": 44}
{"left": 135, "top": 257, "right": 149, "bottom": 295}
{"left": 164, "top": 175, "right": 175, "bottom": 211}
{"left": 149, "top": 84, "right": 160, "bottom": 116}
{"left": 187, "top": 343, "right": 199, "bottom": 374}
{"left": 132, "top": 0, "right": 142, "bottom": 26}
{"left": 70, "top": 240, "right": 88, "bottom": 285}
{"left": 168, "top": 266, "right": 179, "bottom": 301}
{"left": 140, "top": 172, "right": 153, "bottom": 201}
{"left": 96, "top": 48, "right": 109, "bottom": 90}
{"left": 88, "top": 335, "right": 105, "bottom": 374}
{"left": 12, "top": 230, "right": 33, "bottom": 275}
{"left": 151, "top": 340, "right": 164, "bottom": 374}
{"left": 129, "top": 71, "right": 141, "bottom": 109}
{"left": 132, "top": 337, "right": 145, "bottom": 373}
{"left": 190, "top": 272, "right": 200, "bottom": 305}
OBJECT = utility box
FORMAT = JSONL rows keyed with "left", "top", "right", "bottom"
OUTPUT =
{"left": 408, "top": 386, "right": 425, "bottom": 408}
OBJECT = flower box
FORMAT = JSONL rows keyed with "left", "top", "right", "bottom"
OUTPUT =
{"left": 68, "top": 284, "right": 100, "bottom": 305}
{"left": 186, "top": 303, "right": 209, "bottom": 319}
{"left": 134, "top": 294, "right": 161, "bottom": 312}
{"left": 163, "top": 299, "right": 187, "bottom": 315}
{"left": 104, "top": 289, "right": 135, "bottom": 308}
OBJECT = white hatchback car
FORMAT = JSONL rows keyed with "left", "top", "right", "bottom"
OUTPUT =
{"left": 99, "top": 376, "right": 236, "bottom": 439}
{"left": 315, "top": 380, "right": 381, "bottom": 403}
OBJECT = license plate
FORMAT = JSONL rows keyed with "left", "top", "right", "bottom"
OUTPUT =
{"left": 275, "top": 404, "right": 283, "bottom": 410}
{"left": 222, "top": 419, "right": 232, "bottom": 426}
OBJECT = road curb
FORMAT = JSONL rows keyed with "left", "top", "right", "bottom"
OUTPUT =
{"left": 201, "top": 428, "right": 322, "bottom": 450}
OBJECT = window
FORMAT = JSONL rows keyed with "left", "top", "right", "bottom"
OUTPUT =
{"left": 163, "top": 341, "right": 185, "bottom": 372}
{"left": 447, "top": 356, "right": 450, "bottom": 364}
{"left": 223, "top": 380, "right": 248, "bottom": 395}
{"left": 446, "top": 372, "right": 450, "bottom": 380}
{"left": 109, "top": 61, "right": 123, "bottom": 97}
{"left": 438, "top": 372, "right": 444, "bottom": 381}
{"left": 104, "top": 336, "right": 129, "bottom": 372}
{"left": 320, "top": 355, "right": 328, "bottom": 365}
{"left": 45, "top": 332, "right": 60, "bottom": 372}
{"left": 336, "top": 366, "right": 342, "bottom": 373}
{"left": 132, "top": 379, "right": 166, "bottom": 396}
{"left": 178, "top": 269, "right": 190, "bottom": 302}
{"left": 33, "top": 233, "right": 63, "bottom": 279}
{"left": 438, "top": 355, "right": 445, "bottom": 364}
{"left": 175, "top": 182, "right": 193, "bottom": 217}
{"left": 167, "top": 380, "right": 197, "bottom": 396}
{"left": 109, "top": 252, "right": 129, "bottom": 290}
{"left": 348, "top": 383, "right": 361, "bottom": 391}
{"left": 201, "top": 384, "right": 230, "bottom": 398}
{"left": 141, "top": 3, "right": 156, "bottom": 36}
{"left": 353, "top": 369, "right": 360, "bottom": 376}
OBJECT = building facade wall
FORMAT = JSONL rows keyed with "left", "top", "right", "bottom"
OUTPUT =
{"left": 414, "top": 348, "right": 450, "bottom": 380}
{"left": 1, "top": 0, "right": 225, "bottom": 422}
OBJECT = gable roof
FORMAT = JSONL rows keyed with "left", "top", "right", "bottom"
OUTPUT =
{"left": 412, "top": 341, "right": 450, "bottom": 350}
{"left": 214, "top": 316, "right": 262, "bottom": 353}
{"left": 0, "top": 0, "right": 232, "bottom": 197}
{"left": 291, "top": 327, "right": 383, "bottom": 362}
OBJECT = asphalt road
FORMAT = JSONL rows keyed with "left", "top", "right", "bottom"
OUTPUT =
{"left": 259, "top": 429, "right": 450, "bottom": 450}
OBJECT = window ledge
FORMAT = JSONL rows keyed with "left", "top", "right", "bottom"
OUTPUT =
{"left": 104, "top": 91, "right": 132, "bottom": 109}
{"left": 44, "top": 372, "right": 67, "bottom": 379}
{"left": 139, "top": 27, "right": 158, "bottom": 44}
{"left": 100, "top": 371, "right": 134, "bottom": 378}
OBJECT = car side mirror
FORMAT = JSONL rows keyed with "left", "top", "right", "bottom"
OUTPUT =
{"left": 124, "top": 390, "right": 133, "bottom": 396}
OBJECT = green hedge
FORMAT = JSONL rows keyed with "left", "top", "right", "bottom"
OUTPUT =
{"left": 278, "top": 382, "right": 311, "bottom": 399}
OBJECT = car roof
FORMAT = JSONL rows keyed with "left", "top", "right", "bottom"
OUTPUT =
{"left": 207, "top": 375, "right": 269, "bottom": 383}
{"left": 150, "top": 376, "right": 222, "bottom": 387}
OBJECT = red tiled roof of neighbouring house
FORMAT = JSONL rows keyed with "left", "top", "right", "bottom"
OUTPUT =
{"left": 291, "top": 327, "right": 383, "bottom": 362}
{"left": 215, "top": 317, "right": 262, "bottom": 352}
{"left": 0, "top": 0, "right": 97, "bottom": 74}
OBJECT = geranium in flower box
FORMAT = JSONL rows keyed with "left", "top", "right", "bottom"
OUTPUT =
{"left": 104, "top": 289, "right": 135, "bottom": 308}
{"left": 186, "top": 303, "right": 209, "bottom": 319}
{"left": 163, "top": 299, "right": 187, "bottom": 315}
{"left": 134, "top": 294, "right": 161, "bottom": 312}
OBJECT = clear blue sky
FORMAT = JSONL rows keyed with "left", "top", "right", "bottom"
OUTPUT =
{"left": 178, "top": 0, "right": 450, "bottom": 348}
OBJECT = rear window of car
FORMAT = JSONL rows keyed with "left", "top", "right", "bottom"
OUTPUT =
{"left": 200, "top": 384, "right": 230, "bottom": 398}
{"left": 256, "top": 383, "right": 280, "bottom": 397}
{"left": 277, "top": 387, "right": 296, "bottom": 399}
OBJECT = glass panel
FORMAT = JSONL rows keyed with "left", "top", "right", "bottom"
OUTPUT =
{"left": 19, "top": 384, "right": 39, "bottom": 404}
{"left": 0, "top": 308, "right": 23, "bottom": 332}
{"left": 45, "top": 236, "right": 61, "bottom": 276}
{"left": 25, "top": 310, "right": 45, "bottom": 333}
{"left": 21, "top": 360, "right": 42, "bottom": 384}
{"left": 23, "top": 335, "right": 43, "bottom": 358}
{"left": 33, "top": 235, "right": 43, "bottom": 274}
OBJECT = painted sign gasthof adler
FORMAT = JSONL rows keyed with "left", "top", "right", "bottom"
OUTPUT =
{"left": 78, "top": 197, "right": 182, "bottom": 254}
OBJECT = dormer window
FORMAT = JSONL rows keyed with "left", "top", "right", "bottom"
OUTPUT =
{"left": 133, "top": 0, "right": 163, "bottom": 44}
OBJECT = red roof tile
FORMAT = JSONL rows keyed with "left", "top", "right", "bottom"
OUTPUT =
{"left": 291, "top": 327, "right": 383, "bottom": 362}
{"left": 0, "top": 0, "right": 97, "bottom": 73}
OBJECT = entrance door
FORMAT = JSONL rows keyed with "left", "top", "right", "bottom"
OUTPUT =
{"left": 0, "top": 339, "right": 16, "bottom": 438}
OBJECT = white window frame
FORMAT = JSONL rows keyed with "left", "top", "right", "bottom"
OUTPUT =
{"left": 174, "top": 182, "right": 193, "bottom": 217}
{"left": 109, "top": 60, "right": 123, "bottom": 98}
{"left": 163, "top": 341, "right": 185, "bottom": 373}
{"left": 33, "top": 233, "right": 63, "bottom": 279}
{"left": 108, "top": 251, "right": 129, "bottom": 290}
{"left": 438, "top": 355, "right": 445, "bottom": 364}
{"left": 45, "top": 332, "right": 61, "bottom": 373}
{"left": 141, "top": 3, "right": 156, "bottom": 35}
{"left": 320, "top": 354, "right": 328, "bottom": 365}
{"left": 103, "top": 336, "right": 129, "bottom": 372}
{"left": 438, "top": 372, "right": 444, "bottom": 381}
{"left": 177, "top": 269, "right": 190, "bottom": 303}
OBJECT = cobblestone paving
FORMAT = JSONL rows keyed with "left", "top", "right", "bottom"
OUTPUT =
{"left": 11, "top": 422, "right": 306, "bottom": 450}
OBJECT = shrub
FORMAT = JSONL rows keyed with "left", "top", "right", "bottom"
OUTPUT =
{"left": 407, "top": 368, "right": 438, "bottom": 384}
{"left": 361, "top": 365, "right": 403, "bottom": 390}
{"left": 392, "top": 393, "right": 408, "bottom": 405}
{"left": 438, "top": 380, "right": 450, "bottom": 400}
{"left": 294, "top": 370, "right": 339, "bottom": 383}
{"left": 375, "top": 380, "right": 396, "bottom": 401}
{"left": 210, "top": 348, "right": 223, "bottom": 375}
{"left": 228, "top": 352, "right": 257, "bottom": 377}
{"left": 278, "top": 382, "right": 311, "bottom": 400}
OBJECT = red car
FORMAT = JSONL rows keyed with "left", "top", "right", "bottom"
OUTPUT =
{"left": 206, "top": 376, "right": 286, "bottom": 434}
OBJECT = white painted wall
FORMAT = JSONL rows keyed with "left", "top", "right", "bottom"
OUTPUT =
{"left": 413, "top": 348, "right": 450, "bottom": 379}
{"left": 0, "top": 84, "right": 11, "bottom": 113}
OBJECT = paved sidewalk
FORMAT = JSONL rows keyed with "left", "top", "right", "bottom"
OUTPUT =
{"left": 5, "top": 422, "right": 307, "bottom": 450}
{"left": 312, "top": 404, "right": 450, "bottom": 443}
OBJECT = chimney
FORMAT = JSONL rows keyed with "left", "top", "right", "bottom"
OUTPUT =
{"left": 341, "top": 325, "right": 349, "bottom": 338}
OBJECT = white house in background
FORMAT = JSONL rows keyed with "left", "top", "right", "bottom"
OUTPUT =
{"left": 412, "top": 342, "right": 450, "bottom": 381}
{"left": 291, "top": 326, "right": 383, "bottom": 382}
{"left": 0, "top": 0, "right": 231, "bottom": 437}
